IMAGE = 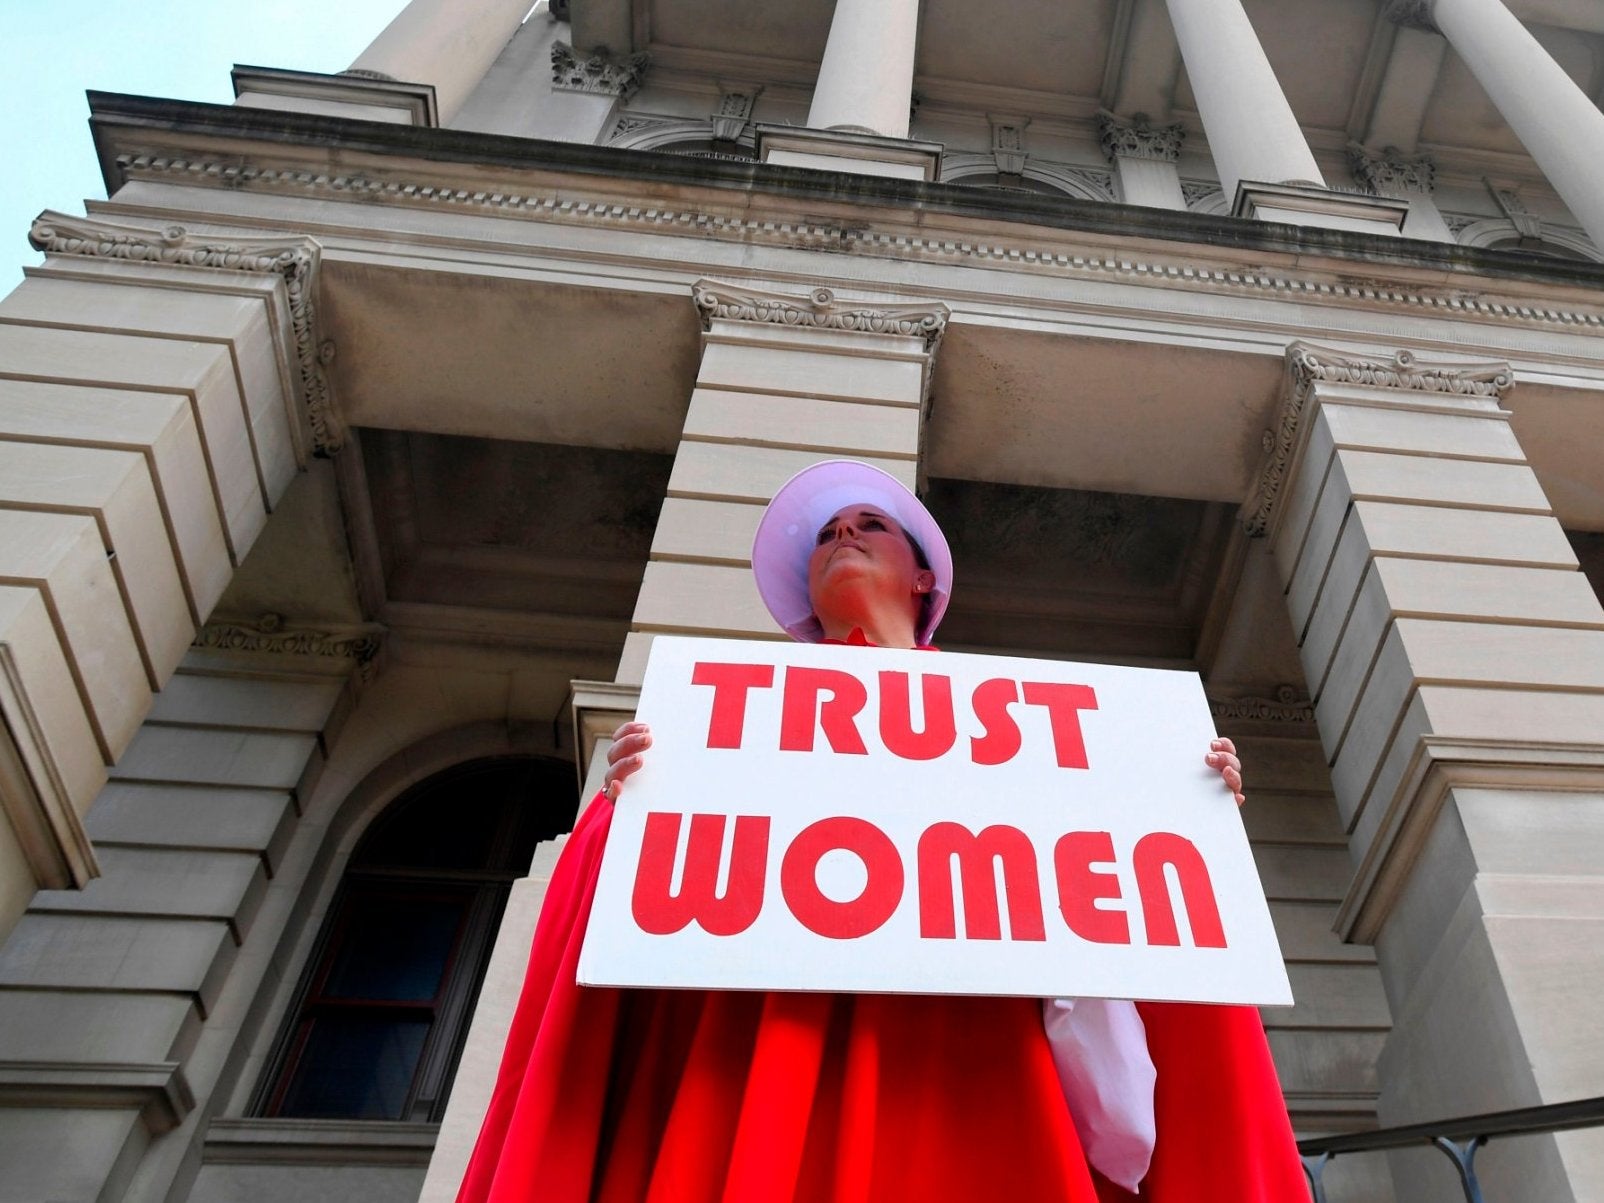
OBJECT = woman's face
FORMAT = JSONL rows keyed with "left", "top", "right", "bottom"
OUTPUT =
{"left": 806, "top": 504, "right": 931, "bottom": 614}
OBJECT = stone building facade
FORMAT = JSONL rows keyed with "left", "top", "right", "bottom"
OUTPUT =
{"left": 2, "top": 1, "right": 1603, "bottom": 1200}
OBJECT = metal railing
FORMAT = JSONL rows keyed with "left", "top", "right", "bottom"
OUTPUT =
{"left": 1298, "top": 1095, "right": 1604, "bottom": 1203}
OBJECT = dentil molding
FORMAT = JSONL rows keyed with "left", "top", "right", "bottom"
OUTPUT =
{"left": 692, "top": 280, "right": 950, "bottom": 354}
{"left": 28, "top": 211, "right": 343, "bottom": 454}
{"left": 106, "top": 151, "right": 1604, "bottom": 334}
{"left": 1243, "top": 341, "right": 1514, "bottom": 536}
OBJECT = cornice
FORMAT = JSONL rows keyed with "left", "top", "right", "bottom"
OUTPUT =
{"left": 102, "top": 149, "right": 1604, "bottom": 336}
{"left": 193, "top": 613, "right": 386, "bottom": 680}
{"left": 1243, "top": 342, "right": 1514, "bottom": 537}
{"left": 27, "top": 211, "right": 342, "bottom": 453}
{"left": 692, "top": 280, "right": 949, "bottom": 354}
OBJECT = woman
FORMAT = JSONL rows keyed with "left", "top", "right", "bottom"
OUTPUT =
{"left": 457, "top": 461, "right": 1304, "bottom": 1203}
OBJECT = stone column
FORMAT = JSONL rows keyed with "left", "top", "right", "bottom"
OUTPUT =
{"left": 806, "top": 0, "right": 920, "bottom": 138}
{"left": 350, "top": 0, "right": 533, "bottom": 125}
{"left": 1394, "top": 0, "right": 1604, "bottom": 250}
{"left": 1162, "top": 0, "right": 1326, "bottom": 200}
{"left": 0, "top": 213, "right": 328, "bottom": 940}
{"left": 1098, "top": 113, "right": 1186, "bottom": 210}
{"left": 1249, "top": 342, "right": 1604, "bottom": 1203}
{"left": 615, "top": 280, "right": 947, "bottom": 685}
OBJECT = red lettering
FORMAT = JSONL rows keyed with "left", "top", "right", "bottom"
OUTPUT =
{"left": 1134, "top": 832, "right": 1227, "bottom": 948}
{"left": 780, "top": 816, "right": 903, "bottom": 939}
{"left": 917, "top": 822, "right": 1045, "bottom": 941}
{"left": 630, "top": 812, "right": 770, "bottom": 936}
{"left": 1021, "top": 682, "right": 1099, "bottom": 769}
{"left": 969, "top": 678, "right": 1023, "bottom": 765}
{"left": 780, "top": 667, "right": 869, "bottom": 755}
{"left": 878, "top": 671, "right": 957, "bottom": 761}
{"left": 1052, "top": 831, "right": 1130, "bottom": 944}
{"left": 691, "top": 661, "right": 776, "bottom": 749}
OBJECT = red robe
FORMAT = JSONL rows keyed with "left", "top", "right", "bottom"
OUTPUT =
{"left": 455, "top": 792, "right": 1308, "bottom": 1203}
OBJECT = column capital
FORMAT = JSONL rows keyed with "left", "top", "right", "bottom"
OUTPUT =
{"left": 550, "top": 40, "right": 650, "bottom": 101}
{"left": 1384, "top": 0, "right": 1440, "bottom": 33}
{"left": 1097, "top": 112, "right": 1186, "bottom": 164}
{"left": 691, "top": 279, "right": 949, "bottom": 356}
{"left": 1244, "top": 341, "right": 1514, "bottom": 536}
{"left": 27, "top": 211, "right": 341, "bottom": 454}
{"left": 1348, "top": 145, "right": 1436, "bottom": 196}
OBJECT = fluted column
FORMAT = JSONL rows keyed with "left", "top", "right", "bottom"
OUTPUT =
{"left": 1162, "top": 0, "right": 1325, "bottom": 200}
{"left": 350, "top": 0, "right": 532, "bottom": 125}
{"left": 1399, "top": 0, "right": 1604, "bottom": 250}
{"left": 806, "top": 0, "right": 920, "bottom": 138}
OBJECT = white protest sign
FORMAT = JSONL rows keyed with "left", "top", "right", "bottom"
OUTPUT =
{"left": 579, "top": 636, "right": 1293, "bottom": 1006}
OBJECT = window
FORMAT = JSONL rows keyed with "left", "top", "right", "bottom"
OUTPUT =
{"left": 258, "top": 757, "right": 577, "bottom": 1122}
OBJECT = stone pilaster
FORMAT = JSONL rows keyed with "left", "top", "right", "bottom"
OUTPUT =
{"left": 1097, "top": 112, "right": 1186, "bottom": 210}
{"left": 1348, "top": 146, "right": 1454, "bottom": 242}
{"left": 1250, "top": 341, "right": 1604, "bottom": 1203}
{"left": 615, "top": 279, "right": 947, "bottom": 685}
{"left": 0, "top": 214, "right": 329, "bottom": 937}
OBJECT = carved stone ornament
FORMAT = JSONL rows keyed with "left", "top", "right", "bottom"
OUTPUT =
{"left": 28, "top": 211, "right": 342, "bottom": 454}
{"left": 692, "top": 280, "right": 949, "bottom": 354}
{"left": 1349, "top": 146, "right": 1436, "bottom": 196}
{"left": 194, "top": 613, "right": 385, "bottom": 681}
{"left": 1097, "top": 112, "right": 1185, "bottom": 164}
{"left": 711, "top": 89, "right": 760, "bottom": 142}
{"left": 1208, "top": 685, "right": 1315, "bottom": 725}
{"left": 1243, "top": 342, "right": 1514, "bottom": 536}
{"left": 989, "top": 116, "right": 1030, "bottom": 176}
{"left": 551, "top": 40, "right": 650, "bottom": 101}
{"left": 1384, "top": 0, "right": 1439, "bottom": 32}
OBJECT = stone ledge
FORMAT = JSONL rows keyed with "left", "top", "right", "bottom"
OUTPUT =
{"left": 0, "top": 1059, "right": 193, "bottom": 1133}
{"left": 203, "top": 1117, "right": 438, "bottom": 1166}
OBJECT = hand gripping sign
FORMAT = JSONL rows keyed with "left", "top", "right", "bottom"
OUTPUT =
{"left": 579, "top": 637, "right": 1293, "bottom": 1006}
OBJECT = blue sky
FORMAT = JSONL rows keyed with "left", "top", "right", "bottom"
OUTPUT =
{"left": 0, "top": 0, "right": 409, "bottom": 289}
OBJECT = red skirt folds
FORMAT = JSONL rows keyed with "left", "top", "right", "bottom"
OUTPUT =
{"left": 456, "top": 794, "right": 1307, "bottom": 1203}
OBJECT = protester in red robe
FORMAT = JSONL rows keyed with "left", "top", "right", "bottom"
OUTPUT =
{"left": 457, "top": 460, "right": 1307, "bottom": 1203}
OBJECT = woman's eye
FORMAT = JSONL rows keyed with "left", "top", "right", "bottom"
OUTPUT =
{"left": 863, "top": 518, "right": 885, "bottom": 530}
{"left": 815, "top": 529, "right": 832, "bottom": 545}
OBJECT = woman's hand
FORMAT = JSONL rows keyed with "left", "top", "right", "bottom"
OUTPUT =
{"left": 1206, "top": 737, "right": 1245, "bottom": 807}
{"left": 604, "top": 721, "right": 652, "bottom": 801}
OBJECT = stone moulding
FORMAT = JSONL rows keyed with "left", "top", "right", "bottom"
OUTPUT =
{"left": 193, "top": 614, "right": 386, "bottom": 681}
{"left": 551, "top": 41, "right": 651, "bottom": 101}
{"left": 1207, "top": 686, "right": 1315, "bottom": 725}
{"left": 27, "top": 211, "right": 343, "bottom": 454}
{"left": 692, "top": 280, "right": 950, "bottom": 354}
{"left": 105, "top": 152, "right": 1604, "bottom": 333}
{"left": 1242, "top": 341, "right": 1514, "bottom": 537}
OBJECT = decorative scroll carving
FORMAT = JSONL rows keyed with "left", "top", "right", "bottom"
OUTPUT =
{"left": 1487, "top": 180, "right": 1544, "bottom": 239}
{"left": 1385, "top": 0, "right": 1439, "bottom": 32}
{"left": 1098, "top": 112, "right": 1185, "bottom": 164}
{"left": 1209, "top": 685, "right": 1315, "bottom": 725}
{"left": 711, "top": 89, "right": 760, "bottom": 142}
{"left": 692, "top": 280, "right": 949, "bottom": 354}
{"left": 194, "top": 613, "right": 385, "bottom": 680}
{"left": 1349, "top": 146, "right": 1435, "bottom": 196}
{"left": 28, "top": 211, "right": 341, "bottom": 454}
{"left": 551, "top": 41, "right": 650, "bottom": 101}
{"left": 1243, "top": 342, "right": 1514, "bottom": 536}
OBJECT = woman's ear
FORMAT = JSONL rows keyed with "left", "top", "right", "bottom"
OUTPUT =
{"left": 913, "top": 569, "right": 936, "bottom": 594}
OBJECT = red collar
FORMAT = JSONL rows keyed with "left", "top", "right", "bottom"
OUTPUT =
{"left": 821, "top": 628, "right": 938, "bottom": 651}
